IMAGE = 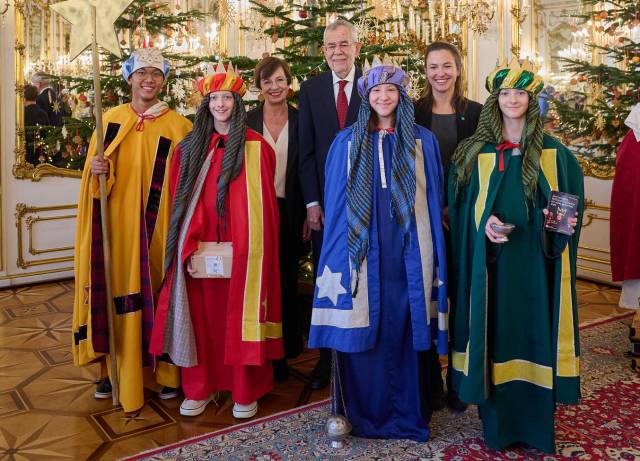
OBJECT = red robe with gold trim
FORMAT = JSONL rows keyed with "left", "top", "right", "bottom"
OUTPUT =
{"left": 151, "top": 130, "right": 283, "bottom": 403}
{"left": 611, "top": 130, "right": 640, "bottom": 282}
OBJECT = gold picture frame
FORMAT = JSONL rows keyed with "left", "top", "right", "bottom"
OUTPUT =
{"left": 13, "top": 0, "right": 83, "bottom": 181}
{"left": 576, "top": 155, "right": 615, "bottom": 180}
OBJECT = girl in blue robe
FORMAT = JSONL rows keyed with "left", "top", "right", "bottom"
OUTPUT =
{"left": 308, "top": 65, "right": 449, "bottom": 441}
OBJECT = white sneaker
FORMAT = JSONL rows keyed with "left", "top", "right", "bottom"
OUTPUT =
{"left": 180, "top": 397, "right": 212, "bottom": 416}
{"left": 232, "top": 401, "right": 258, "bottom": 419}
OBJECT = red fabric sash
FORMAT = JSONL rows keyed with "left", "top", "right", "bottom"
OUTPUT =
{"left": 496, "top": 140, "right": 520, "bottom": 172}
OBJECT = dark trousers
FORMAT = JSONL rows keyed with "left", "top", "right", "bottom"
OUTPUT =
{"left": 310, "top": 227, "right": 331, "bottom": 370}
{"left": 278, "top": 198, "right": 304, "bottom": 358}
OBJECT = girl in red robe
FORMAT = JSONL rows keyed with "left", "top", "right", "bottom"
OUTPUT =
{"left": 150, "top": 65, "right": 283, "bottom": 419}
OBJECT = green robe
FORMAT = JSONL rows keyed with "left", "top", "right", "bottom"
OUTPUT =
{"left": 448, "top": 134, "right": 584, "bottom": 453}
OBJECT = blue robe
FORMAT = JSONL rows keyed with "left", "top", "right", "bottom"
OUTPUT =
{"left": 309, "top": 125, "right": 448, "bottom": 441}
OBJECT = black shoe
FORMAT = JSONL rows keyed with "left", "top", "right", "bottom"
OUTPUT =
{"left": 273, "top": 359, "right": 289, "bottom": 382}
{"left": 94, "top": 378, "right": 112, "bottom": 399}
{"left": 309, "top": 357, "right": 330, "bottom": 390}
{"left": 446, "top": 390, "right": 468, "bottom": 413}
{"left": 158, "top": 386, "right": 180, "bottom": 400}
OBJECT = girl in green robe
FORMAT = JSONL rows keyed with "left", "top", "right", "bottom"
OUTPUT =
{"left": 447, "top": 61, "right": 584, "bottom": 453}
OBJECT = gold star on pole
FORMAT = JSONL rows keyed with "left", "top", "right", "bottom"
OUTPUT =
{"left": 50, "top": 0, "right": 134, "bottom": 60}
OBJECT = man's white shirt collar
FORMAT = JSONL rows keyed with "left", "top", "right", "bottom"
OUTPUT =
{"left": 332, "top": 66, "right": 356, "bottom": 85}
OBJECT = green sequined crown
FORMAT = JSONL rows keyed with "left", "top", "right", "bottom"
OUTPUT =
{"left": 486, "top": 58, "right": 544, "bottom": 95}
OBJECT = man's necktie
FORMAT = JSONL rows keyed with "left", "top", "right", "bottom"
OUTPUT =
{"left": 337, "top": 80, "right": 348, "bottom": 129}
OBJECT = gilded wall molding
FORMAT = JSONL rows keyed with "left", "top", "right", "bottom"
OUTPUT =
{"left": 577, "top": 254, "right": 611, "bottom": 265}
{"left": 577, "top": 196, "right": 612, "bottom": 281}
{"left": 582, "top": 213, "right": 608, "bottom": 228}
{"left": 584, "top": 199, "right": 610, "bottom": 212}
{"left": 578, "top": 244, "right": 610, "bottom": 255}
{"left": 581, "top": 199, "right": 610, "bottom": 228}
{"left": 15, "top": 203, "right": 76, "bottom": 269}
{"left": 25, "top": 213, "right": 76, "bottom": 255}
{"left": 577, "top": 264, "right": 612, "bottom": 276}
{"left": 0, "top": 266, "right": 73, "bottom": 280}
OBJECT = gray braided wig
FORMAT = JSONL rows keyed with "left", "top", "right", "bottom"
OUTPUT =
{"left": 164, "top": 92, "right": 247, "bottom": 274}
{"left": 346, "top": 88, "right": 417, "bottom": 276}
{"left": 450, "top": 90, "right": 543, "bottom": 205}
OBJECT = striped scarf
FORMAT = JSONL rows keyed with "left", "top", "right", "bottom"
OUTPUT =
{"left": 164, "top": 93, "right": 246, "bottom": 275}
{"left": 451, "top": 91, "right": 543, "bottom": 205}
{"left": 346, "top": 90, "right": 417, "bottom": 283}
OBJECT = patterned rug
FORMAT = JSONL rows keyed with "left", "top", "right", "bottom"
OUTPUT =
{"left": 125, "top": 316, "right": 639, "bottom": 461}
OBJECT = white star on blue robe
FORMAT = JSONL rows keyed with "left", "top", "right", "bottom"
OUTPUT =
{"left": 316, "top": 265, "right": 347, "bottom": 305}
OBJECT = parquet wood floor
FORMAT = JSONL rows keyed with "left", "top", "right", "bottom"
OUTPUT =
{"left": 0, "top": 279, "right": 628, "bottom": 460}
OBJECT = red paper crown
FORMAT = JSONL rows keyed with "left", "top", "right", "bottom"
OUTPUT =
{"left": 196, "top": 62, "right": 247, "bottom": 97}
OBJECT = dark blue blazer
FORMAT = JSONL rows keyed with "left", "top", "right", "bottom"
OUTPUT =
{"left": 298, "top": 68, "right": 362, "bottom": 206}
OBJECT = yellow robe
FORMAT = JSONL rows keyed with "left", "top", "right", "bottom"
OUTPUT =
{"left": 73, "top": 104, "right": 192, "bottom": 412}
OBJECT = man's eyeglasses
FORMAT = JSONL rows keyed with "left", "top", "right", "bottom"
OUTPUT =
{"left": 322, "top": 41, "right": 355, "bottom": 53}
{"left": 133, "top": 69, "right": 165, "bottom": 80}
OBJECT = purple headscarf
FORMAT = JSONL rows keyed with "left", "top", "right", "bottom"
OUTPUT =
{"left": 357, "top": 65, "right": 411, "bottom": 98}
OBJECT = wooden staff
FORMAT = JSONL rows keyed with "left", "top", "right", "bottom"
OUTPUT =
{"left": 91, "top": 4, "right": 119, "bottom": 407}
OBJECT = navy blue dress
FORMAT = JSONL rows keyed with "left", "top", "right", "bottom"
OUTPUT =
{"left": 336, "top": 132, "right": 432, "bottom": 442}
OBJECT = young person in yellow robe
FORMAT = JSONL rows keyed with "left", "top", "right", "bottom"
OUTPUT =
{"left": 73, "top": 48, "right": 192, "bottom": 413}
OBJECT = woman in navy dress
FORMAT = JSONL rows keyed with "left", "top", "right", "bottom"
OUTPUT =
{"left": 308, "top": 65, "right": 448, "bottom": 441}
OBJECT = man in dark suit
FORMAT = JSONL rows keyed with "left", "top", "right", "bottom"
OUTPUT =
{"left": 31, "top": 72, "right": 64, "bottom": 127}
{"left": 24, "top": 84, "right": 50, "bottom": 165}
{"left": 298, "top": 18, "right": 362, "bottom": 389}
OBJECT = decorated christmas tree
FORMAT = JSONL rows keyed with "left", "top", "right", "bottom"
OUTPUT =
{"left": 551, "top": 0, "right": 639, "bottom": 165}
{"left": 243, "top": 0, "right": 464, "bottom": 98}
{"left": 28, "top": 0, "right": 224, "bottom": 169}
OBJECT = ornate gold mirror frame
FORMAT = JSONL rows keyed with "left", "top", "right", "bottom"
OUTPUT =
{"left": 13, "top": 0, "right": 82, "bottom": 181}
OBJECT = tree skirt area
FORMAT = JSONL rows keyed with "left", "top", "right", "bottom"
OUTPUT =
{"left": 125, "top": 317, "right": 640, "bottom": 461}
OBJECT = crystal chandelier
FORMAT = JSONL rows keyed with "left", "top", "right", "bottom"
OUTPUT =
{"left": 449, "top": 0, "right": 496, "bottom": 36}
